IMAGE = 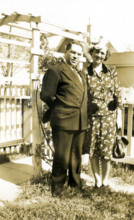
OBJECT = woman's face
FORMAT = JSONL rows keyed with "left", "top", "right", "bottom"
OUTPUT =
{"left": 92, "top": 47, "right": 107, "bottom": 65}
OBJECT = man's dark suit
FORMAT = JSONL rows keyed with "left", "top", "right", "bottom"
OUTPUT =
{"left": 40, "top": 60, "right": 87, "bottom": 195}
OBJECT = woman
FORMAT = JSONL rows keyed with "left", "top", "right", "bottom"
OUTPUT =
{"left": 83, "top": 39, "right": 122, "bottom": 188}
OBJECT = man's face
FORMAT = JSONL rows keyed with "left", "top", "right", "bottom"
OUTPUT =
{"left": 65, "top": 44, "right": 83, "bottom": 67}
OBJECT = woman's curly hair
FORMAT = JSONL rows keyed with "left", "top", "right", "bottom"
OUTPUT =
{"left": 88, "top": 38, "right": 111, "bottom": 61}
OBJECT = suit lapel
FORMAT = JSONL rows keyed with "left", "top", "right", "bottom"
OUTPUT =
{"left": 79, "top": 70, "right": 86, "bottom": 87}
{"left": 61, "top": 62, "right": 84, "bottom": 92}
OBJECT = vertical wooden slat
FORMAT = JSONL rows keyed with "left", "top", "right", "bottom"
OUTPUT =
{"left": 12, "top": 85, "right": 15, "bottom": 96}
{"left": 3, "top": 98, "right": 6, "bottom": 141}
{"left": 9, "top": 98, "right": 12, "bottom": 139}
{"left": 0, "top": 99, "right": 4, "bottom": 141}
{"left": 9, "top": 73, "right": 12, "bottom": 140}
{"left": 3, "top": 85, "right": 7, "bottom": 141}
{"left": 86, "top": 18, "right": 91, "bottom": 44}
{"left": 127, "top": 104, "right": 133, "bottom": 156}
{"left": 14, "top": 86, "right": 18, "bottom": 139}
{"left": 30, "top": 113, "right": 32, "bottom": 143}
{"left": 6, "top": 99, "right": 10, "bottom": 140}
{"left": 15, "top": 98, "right": 17, "bottom": 140}
{"left": 0, "top": 85, "right": 1, "bottom": 141}
{"left": 0, "top": 98, "right": 2, "bottom": 141}
{"left": 11, "top": 98, "right": 17, "bottom": 140}
{"left": 122, "top": 105, "right": 125, "bottom": 136}
{"left": 11, "top": 99, "right": 14, "bottom": 139}
{"left": 17, "top": 98, "right": 22, "bottom": 139}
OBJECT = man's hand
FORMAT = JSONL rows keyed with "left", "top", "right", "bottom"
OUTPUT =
{"left": 88, "top": 102, "right": 99, "bottom": 114}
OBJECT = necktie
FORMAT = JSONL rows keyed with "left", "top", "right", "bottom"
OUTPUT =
{"left": 72, "top": 68, "right": 83, "bottom": 84}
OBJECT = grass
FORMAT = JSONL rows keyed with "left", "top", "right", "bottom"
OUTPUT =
{"left": 0, "top": 162, "right": 134, "bottom": 220}
{"left": 110, "top": 162, "right": 134, "bottom": 185}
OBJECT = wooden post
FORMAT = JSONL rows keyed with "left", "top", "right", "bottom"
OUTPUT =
{"left": 83, "top": 18, "right": 92, "bottom": 63}
{"left": 31, "top": 23, "right": 42, "bottom": 176}
{"left": 87, "top": 18, "right": 91, "bottom": 44}
{"left": 127, "top": 104, "right": 133, "bottom": 156}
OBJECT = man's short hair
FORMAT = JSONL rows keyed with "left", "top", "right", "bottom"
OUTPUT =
{"left": 65, "top": 40, "right": 82, "bottom": 51}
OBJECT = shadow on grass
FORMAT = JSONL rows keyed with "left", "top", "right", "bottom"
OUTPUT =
{"left": 0, "top": 171, "right": 134, "bottom": 220}
{"left": 0, "top": 155, "right": 10, "bottom": 164}
{"left": 0, "top": 161, "right": 34, "bottom": 185}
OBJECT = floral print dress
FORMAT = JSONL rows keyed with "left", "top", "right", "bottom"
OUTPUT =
{"left": 85, "top": 63, "right": 122, "bottom": 159}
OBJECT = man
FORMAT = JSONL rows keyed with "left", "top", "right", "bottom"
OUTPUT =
{"left": 40, "top": 40, "right": 87, "bottom": 196}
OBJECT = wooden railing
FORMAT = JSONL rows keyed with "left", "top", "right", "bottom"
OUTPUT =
{"left": 0, "top": 84, "right": 31, "bottom": 154}
{"left": 122, "top": 103, "right": 134, "bottom": 157}
{"left": 113, "top": 102, "right": 134, "bottom": 164}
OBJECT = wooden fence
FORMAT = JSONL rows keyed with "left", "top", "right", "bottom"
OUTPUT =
{"left": 0, "top": 84, "right": 31, "bottom": 152}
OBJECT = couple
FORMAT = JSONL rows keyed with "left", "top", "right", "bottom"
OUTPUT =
{"left": 40, "top": 39, "right": 122, "bottom": 197}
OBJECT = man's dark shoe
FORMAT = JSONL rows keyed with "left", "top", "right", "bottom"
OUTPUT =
{"left": 52, "top": 190, "right": 63, "bottom": 198}
{"left": 51, "top": 183, "right": 63, "bottom": 197}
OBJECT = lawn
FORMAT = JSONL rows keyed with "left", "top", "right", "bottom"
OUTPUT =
{"left": 0, "top": 162, "right": 134, "bottom": 220}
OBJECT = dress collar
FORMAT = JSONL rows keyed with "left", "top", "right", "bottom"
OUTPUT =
{"left": 87, "top": 63, "right": 108, "bottom": 76}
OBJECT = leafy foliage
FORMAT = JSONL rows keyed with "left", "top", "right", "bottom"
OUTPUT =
{"left": 39, "top": 33, "right": 63, "bottom": 74}
{"left": 0, "top": 34, "right": 30, "bottom": 77}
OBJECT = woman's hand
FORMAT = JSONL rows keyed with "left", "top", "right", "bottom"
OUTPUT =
{"left": 107, "top": 95, "right": 119, "bottom": 111}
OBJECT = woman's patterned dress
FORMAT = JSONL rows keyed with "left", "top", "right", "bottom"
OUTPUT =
{"left": 85, "top": 63, "right": 122, "bottom": 159}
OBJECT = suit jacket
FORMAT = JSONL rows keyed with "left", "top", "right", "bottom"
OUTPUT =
{"left": 40, "top": 61, "right": 88, "bottom": 130}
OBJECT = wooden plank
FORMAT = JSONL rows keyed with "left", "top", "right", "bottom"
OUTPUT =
{"left": 0, "top": 96, "right": 30, "bottom": 99}
{"left": 17, "top": 99, "right": 22, "bottom": 139}
{"left": 3, "top": 97, "right": 6, "bottom": 141}
{"left": 0, "top": 99, "right": 2, "bottom": 140}
{"left": 0, "top": 13, "right": 41, "bottom": 26}
{"left": 11, "top": 99, "right": 16, "bottom": 139}
{"left": 0, "top": 30, "right": 32, "bottom": 39}
{"left": 0, "top": 99, "right": 4, "bottom": 141}
{"left": 124, "top": 101, "right": 134, "bottom": 105}
{"left": 41, "top": 18, "right": 85, "bottom": 36}
{"left": 22, "top": 99, "right": 32, "bottom": 143}
{"left": 86, "top": 19, "right": 91, "bottom": 43}
{"left": 0, "top": 76, "right": 30, "bottom": 84}
{"left": 112, "top": 156, "right": 134, "bottom": 165}
{"left": 7, "top": 23, "right": 32, "bottom": 31}
{"left": 110, "top": 64, "right": 134, "bottom": 67}
{"left": 127, "top": 104, "right": 133, "bottom": 156}
{"left": 40, "top": 28, "right": 84, "bottom": 42}
{"left": 31, "top": 48, "right": 44, "bottom": 56}
{"left": 122, "top": 106, "right": 125, "bottom": 135}
{"left": 9, "top": 98, "right": 12, "bottom": 139}
{"left": 6, "top": 99, "right": 11, "bottom": 140}
{"left": 11, "top": 99, "right": 14, "bottom": 139}
{"left": 0, "top": 38, "right": 31, "bottom": 47}
{"left": 14, "top": 99, "right": 17, "bottom": 139}
{"left": 0, "top": 138, "right": 24, "bottom": 148}
{"left": 0, "top": 58, "right": 30, "bottom": 65}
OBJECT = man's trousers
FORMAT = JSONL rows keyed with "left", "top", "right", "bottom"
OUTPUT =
{"left": 51, "top": 129, "right": 85, "bottom": 195}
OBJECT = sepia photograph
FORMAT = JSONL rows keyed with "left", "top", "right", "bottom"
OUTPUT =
{"left": 0, "top": 0, "right": 134, "bottom": 219}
